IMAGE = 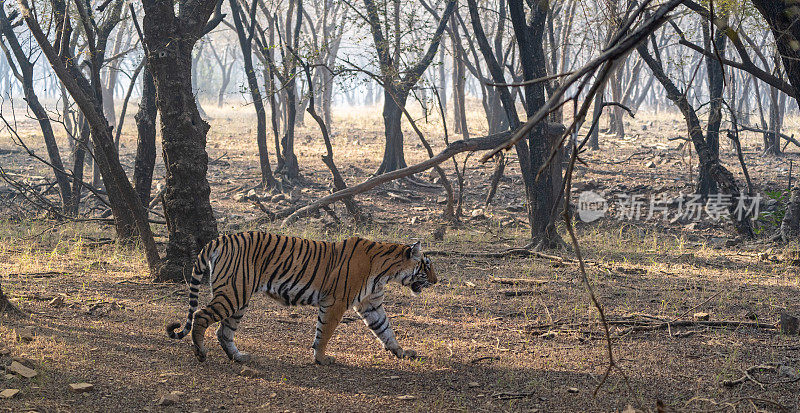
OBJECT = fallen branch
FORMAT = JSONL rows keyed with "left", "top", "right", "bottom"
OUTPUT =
{"left": 253, "top": 199, "right": 300, "bottom": 221}
{"left": 426, "top": 247, "right": 572, "bottom": 261}
{"left": 492, "top": 392, "right": 535, "bottom": 400}
{"left": 470, "top": 356, "right": 499, "bottom": 364}
{"left": 527, "top": 317, "right": 777, "bottom": 333}
{"left": 490, "top": 276, "right": 547, "bottom": 285}
{"left": 722, "top": 363, "right": 800, "bottom": 387}
{"left": 737, "top": 124, "right": 800, "bottom": 150}
{"left": 8, "top": 271, "right": 72, "bottom": 278}
{"left": 503, "top": 290, "right": 538, "bottom": 297}
{"left": 621, "top": 319, "right": 777, "bottom": 332}
{"left": 281, "top": 130, "right": 512, "bottom": 226}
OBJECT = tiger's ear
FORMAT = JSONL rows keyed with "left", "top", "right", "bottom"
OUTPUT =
{"left": 407, "top": 241, "right": 422, "bottom": 259}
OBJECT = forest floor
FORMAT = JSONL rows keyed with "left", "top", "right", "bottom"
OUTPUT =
{"left": 0, "top": 103, "right": 799, "bottom": 412}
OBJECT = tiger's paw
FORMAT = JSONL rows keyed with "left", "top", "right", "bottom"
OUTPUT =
{"left": 389, "top": 347, "right": 417, "bottom": 360}
{"left": 232, "top": 352, "right": 251, "bottom": 364}
{"left": 314, "top": 355, "right": 336, "bottom": 365}
{"left": 193, "top": 344, "right": 208, "bottom": 362}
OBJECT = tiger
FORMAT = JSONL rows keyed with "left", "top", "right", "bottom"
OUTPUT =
{"left": 166, "top": 231, "right": 437, "bottom": 365}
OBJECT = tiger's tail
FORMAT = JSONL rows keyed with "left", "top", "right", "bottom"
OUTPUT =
{"left": 166, "top": 241, "right": 219, "bottom": 340}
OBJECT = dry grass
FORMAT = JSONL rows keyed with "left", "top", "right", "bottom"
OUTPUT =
{"left": 0, "top": 103, "right": 799, "bottom": 412}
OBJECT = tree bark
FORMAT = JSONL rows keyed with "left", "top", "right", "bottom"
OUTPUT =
{"left": 69, "top": 115, "right": 90, "bottom": 216}
{"left": 377, "top": 87, "right": 409, "bottom": 173}
{"left": 134, "top": 65, "right": 158, "bottom": 208}
{"left": 751, "top": 0, "right": 800, "bottom": 103}
{"left": 508, "top": 0, "right": 562, "bottom": 248}
{"left": 450, "top": 13, "right": 467, "bottom": 135}
{"left": 142, "top": 0, "right": 220, "bottom": 282}
{"left": 765, "top": 82, "right": 785, "bottom": 155}
{"left": 781, "top": 185, "right": 800, "bottom": 242}
{"left": 588, "top": 89, "right": 604, "bottom": 150}
{"left": 697, "top": 19, "right": 726, "bottom": 197}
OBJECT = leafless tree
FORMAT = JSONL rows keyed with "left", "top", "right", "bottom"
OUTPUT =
{"left": 229, "top": 0, "right": 278, "bottom": 189}
{"left": 16, "top": 0, "right": 161, "bottom": 274}
{"left": 362, "top": 0, "right": 456, "bottom": 174}
{"left": 139, "top": 0, "right": 224, "bottom": 281}
{"left": 0, "top": 4, "right": 72, "bottom": 212}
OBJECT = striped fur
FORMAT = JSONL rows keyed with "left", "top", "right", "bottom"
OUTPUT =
{"left": 166, "top": 231, "right": 437, "bottom": 365}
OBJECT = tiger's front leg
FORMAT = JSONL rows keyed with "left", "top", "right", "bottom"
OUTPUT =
{"left": 356, "top": 302, "right": 416, "bottom": 360}
{"left": 311, "top": 302, "right": 346, "bottom": 365}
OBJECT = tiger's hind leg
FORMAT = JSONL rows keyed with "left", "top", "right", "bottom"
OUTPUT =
{"left": 311, "top": 301, "right": 346, "bottom": 365}
{"left": 217, "top": 305, "right": 250, "bottom": 363}
{"left": 191, "top": 294, "right": 237, "bottom": 362}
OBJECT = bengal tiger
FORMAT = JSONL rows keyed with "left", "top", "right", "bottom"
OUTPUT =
{"left": 166, "top": 231, "right": 436, "bottom": 365}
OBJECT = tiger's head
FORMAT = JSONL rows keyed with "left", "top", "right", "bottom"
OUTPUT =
{"left": 395, "top": 241, "right": 437, "bottom": 295}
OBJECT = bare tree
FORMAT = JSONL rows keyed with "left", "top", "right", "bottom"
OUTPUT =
{"left": 139, "top": 0, "right": 224, "bottom": 281}
{"left": 468, "top": 0, "right": 564, "bottom": 248}
{"left": 16, "top": 0, "right": 161, "bottom": 274}
{"left": 230, "top": 0, "right": 278, "bottom": 189}
{"left": 696, "top": 14, "right": 728, "bottom": 198}
{"left": 363, "top": 0, "right": 456, "bottom": 174}
{"left": 0, "top": 4, "right": 72, "bottom": 212}
{"left": 210, "top": 44, "right": 235, "bottom": 107}
{"left": 637, "top": 37, "right": 753, "bottom": 237}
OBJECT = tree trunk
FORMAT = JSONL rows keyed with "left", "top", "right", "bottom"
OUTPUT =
{"left": 751, "top": 0, "right": 800, "bottom": 103}
{"left": 438, "top": 49, "right": 446, "bottom": 112}
{"left": 451, "top": 14, "right": 466, "bottom": 135}
{"left": 68, "top": 115, "right": 90, "bottom": 216}
{"left": 217, "top": 65, "right": 232, "bottom": 107}
{"left": 781, "top": 185, "right": 800, "bottom": 242}
{"left": 229, "top": 0, "right": 277, "bottom": 189}
{"left": 765, "top": 84, "right": 784, "bottom": 155}
{"left": 134, "top": 65, "right": 158, "bottom": 208}
{"left": 697, "top": 20, "right": 726, "bottom": 197}
{"left": 142, "top": 1, "right": 220, "bottom": 282}
{"left": 509, "top": 0, "right": 562, "bottom": 248}
{"left": 376, "top": 87, "right": 409, "bottom": 174}
{"left": 265, "top": 67, "right": 283, "bottom": 169}
{"left": 0, "top": 279, "right": 24, "bottom": 317}
{"left": 485, "top": 87, "right": 508, "bottom": 133}
{"left": 322, "top": 67, "right": 334, "bottom": 126}
{"left": 280, "top": 80, "right": 300, "bottom": 180}
{"left": 588, "top": 88, "right": 604, "bottom": 150}
{"left": 609, "top": 71, "right": 624, "bottom": 138}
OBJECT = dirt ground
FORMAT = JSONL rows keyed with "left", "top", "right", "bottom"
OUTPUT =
{"left": 1, "top": 103, "right": 799, "bottom": 412}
